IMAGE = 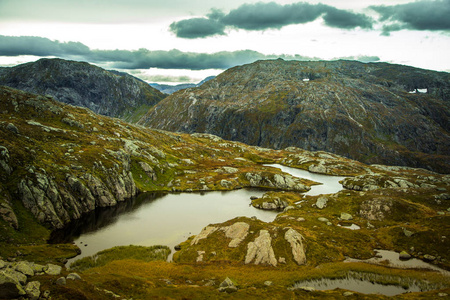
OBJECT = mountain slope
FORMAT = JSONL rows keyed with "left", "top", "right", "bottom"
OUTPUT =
{"left": 0, "top": 58, "right": 166, "bottom": 122}
{"left": 139, "top": 59, "right": 450, "bottom": 173}
{"left": 150, "top": 76, "right": 215, "bottom": 94}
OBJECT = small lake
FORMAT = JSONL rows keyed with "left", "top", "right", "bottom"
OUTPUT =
{"left": 51, "top": 164, "right": 346, "bottom": 265}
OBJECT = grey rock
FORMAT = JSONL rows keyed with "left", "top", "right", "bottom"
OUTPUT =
{"left": 423, "top": 254, "right": 436, "bottom": 261}
{"left": 0, "top": 202, "right": 19, "bottom": 229}
{"left": 297, "top": 286, "right": 315, "bottom": 292}
{"left": 191, "top": 226, "right": 218, "bottom": 245}
{"left": 15, "top": 261, "right": 34, "bottom": 276}
{"left": 0, "top": 269, "right": 26, "bottom": 298}
{"left": 0, "top": 146, "right": 12, "bottom": 176}
{"left": 245, "top": 230, "right": 277, "bottom": 267}
{"left": 6, "top": 123, "right": 19, "bottom": 134}
{"left": 220, "top": 222, "right": 250, "bottom": 248}
{"left": 25, "top": 281, "right": 41, "bottom": 300}
{"left": 264, "top": 281, "right": 273, "bottom": 286}
{"left": 56, "top": 277, "right": 66, "bottom": 285}
{"left": 402, "top": 227, "right": 414, "bottom": 237}
{"left": 45, "top": 264, "right": 62, "bottom": 276}
{"left": 218, "top": 277, "right": 238, "bottom": 293}
{"left": 343, "top": 291, "right": 354, "bottom": 296}
{"left": 2, "top": 268, "right": 27, "bottom": 285}
{"left": 399, "top": 251, "right": 411, "bottom": 260}
{"left": 285, "top": 228, "right": 306, "bottom": 265}
{"left": 318, "top": 217, "right": 329, "bottom": 222}
{"left": 340, "top": 213, "right": 353, "bottom": 220}
{"left": 315, "top": 196, "right": 328, "bottom": 209}
{"left": 0, "top": 260, "right": 6, "bottom": 269}
{"left": 67, "top": 273, "right": 81, "bottom": 281}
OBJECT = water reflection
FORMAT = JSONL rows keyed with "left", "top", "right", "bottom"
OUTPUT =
{"left": 51, "top": 189, "right": 275, "bottom": 264}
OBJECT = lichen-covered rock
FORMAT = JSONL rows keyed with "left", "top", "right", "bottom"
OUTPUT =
{"left": 284, "top": 228, "right": 306, "bottom": 265}
{"left": 220, "top": 222, "right": 250, "bottom": 247}
{"left": 0, "top": 146, "right": 12, "bottom": 176}
{"left": 245, "top": 230, "right": 277, "bottom": 267}
{"left": 315, "top": 196, "right": 328, "bottom": 209}
{"left": 15, "top": 261, "right": 34, "bottom": 277}
{"left": 191, "top": 226, "right": 218, "bottom": 245}
{"left": 25, "top": 281, "right": 40, "bottom": 300}
{"left": 245, "top": 172, "right": 310, "bottom": 191}
{"left": 0, "top": 270, "right": 26, "bottom": 298}
{"left": 359, "top": 198, "right": 393, "bottom": 221}
{"left": 45, "top": 264, "right": 62, "bottom": 276}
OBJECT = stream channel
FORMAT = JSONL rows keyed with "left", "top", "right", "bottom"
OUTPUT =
{"left": 51, "top": 164, "right": 345, "bottom": 265}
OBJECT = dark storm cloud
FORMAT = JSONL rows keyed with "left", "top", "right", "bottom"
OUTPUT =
{"left": 0, "top": 35, "right": 90, "bottom": 57}
{"left": 0, "top": 35, "right": 313, "bottom": 70}
{"left": 0, "top": 35, "right": 380, "bottom": 70}
{"left": 169, "top": 2, "right": 374, "bottom": 38}
{"left": 322, "top": 7, "right": 373, "bottom": 29}
{"left": 371, "top": 0, "right": 450, "bottom": 34}
{"left": 168, "top": 18, "right": 225, "bottom": 39}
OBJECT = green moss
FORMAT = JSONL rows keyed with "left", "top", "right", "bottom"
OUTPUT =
{"left": 70, "top": 245, "right": 171, "bottom": 271}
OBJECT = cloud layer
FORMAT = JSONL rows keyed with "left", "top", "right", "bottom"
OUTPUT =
{"left": 170, "top": 2, "right": 373, "bottom": 38}
{"left": 169, "top": 0, "right": 450, "bottom": 38}
{"left": 371, "top": 0, "right": 450, "bottom": 35}
{"left": 0, "top": 35, "right": 380, "bottom": 70}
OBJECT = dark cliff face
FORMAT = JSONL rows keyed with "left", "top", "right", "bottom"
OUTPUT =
{"left": 139, "top": 60, "right": 450, "bottom": 173}
{"left": 0, "top": 58, "right": 166, "bottom": 122}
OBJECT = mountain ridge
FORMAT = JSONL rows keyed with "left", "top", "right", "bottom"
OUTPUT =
{"left": 0, "top": 58, "right": 166, "bottom": 122}
{"left": 139, "top": 59, "right": 450, "bottom": 173}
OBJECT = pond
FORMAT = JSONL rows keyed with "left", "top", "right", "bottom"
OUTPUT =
{"left": 50, "top": 164, "right": 346, "bottom": 266}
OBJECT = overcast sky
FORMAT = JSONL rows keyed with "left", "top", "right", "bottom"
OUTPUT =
{"left": 0, "top": 0, "right": 449, "bottom": 84}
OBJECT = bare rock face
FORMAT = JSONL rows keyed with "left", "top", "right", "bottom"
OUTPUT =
{"left": 359, "top": 198, "right": 394, "bottom": 221}
{"left": 191, "top": 226, "right": 218, "bottom": 245}
{"left": 0, "top": 58, "right": 165, "bottom": 122}
{"left": 245, "top": 230, "right": 278, "bottom": 267}
{"left": 140, "top": 59, "right": 450, "bottom": 173}
{"left": 284, "top": 228, "right": 307, "bottom": 265}
{"left": 220, "top": 222, "right": 250, "bottom": 247}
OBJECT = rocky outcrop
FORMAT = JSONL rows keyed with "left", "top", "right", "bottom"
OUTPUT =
{"left": 140, "top": 59, "right": 450, "bottom": 173}
{"left": 252, "top": 194, "right": 289, "bottom": 210}
{"left": 245, "top": 172, "right": 310, "bottom": 191}
{"left": 0, "top": 260, "right": 61, "bottom": 299}
{"left": 245, "top": 230, "right": 278, "bottom": 267}
{"left": 0, "top": 58, "right": 166, "bottom": 122}
{"left": 284, "top": 229, "right": 306, "bottom": 265}
{"left": 220, "top": 222, "right": 250, "bottom": 247}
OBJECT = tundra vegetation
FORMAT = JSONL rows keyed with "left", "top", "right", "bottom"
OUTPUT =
{"left": 0, "top": 85, "right": 449, "bottom": 299}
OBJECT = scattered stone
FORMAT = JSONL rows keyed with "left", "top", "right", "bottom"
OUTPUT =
{"left": 6, "top": 123, "right": 19, "bottom": 134}
{"left": 399, "top": 251, "right": 411, "bottom": 260}
{"left": 297, "top": 217, "right": 305, "bottom": 222}
{"left": 278, "top": 257, "right": 286, "bottom": 264}
{"left": 402, "top": 227, "right": 414, "bottom": 237}
{"left": 438, "top": 292, "right": 448, "bottom": 297}
{"left": 264, "top": 281, "right": 273, "bottom": 286}
{"left": 45, "top": 264, "right": 62, "bottom": 276}
{"left": 0, "top": 269, "right": 26, "bottom": 298}
{"left": 196, "top": 251, "right": 205, "bottom": 262}
{"left": 298, "top": 286, "right": 315, "bottom": 292}
{"left": 340, "top": 213, "right": 353, "bottom": 220}
{"left": 423, "top": 254, "right": 436, "bottom": 261}
{"left": 315, "top": 196, "right": 328, "bottom": 209}
{"left": 67, "top": 273, "right": 81, "bottom": 281}
{"left": 318, "top": 217, "right": 329, "bottom": 222}
{"left": 56, "top": 277, "right": 66, "bottom": 286}
{"left": 15, "top": 261, "right": 34, "bottom": 276}
{"left": 218, "top": 277, "right": 238, "bottom": 293}
{"left": 343, "top": 291, "right": 354, "bottom": 296}
{"left": 42, "top": 290, "right": 51, "bottom": 298}
{"left": 25, "top": 281, "right": 40, "bottom": 300}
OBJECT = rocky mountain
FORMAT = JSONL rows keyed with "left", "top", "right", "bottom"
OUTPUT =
{"left": 139, "top": 59, "right": 450, "bottom": 173}
{"left": 149, "top": 76, "right": 215, "bottom": 94}
{"left": 0, "top": 58, "right": 166, "bottom": 122}
{"left": 1, "top": 85, "right": 449, "bottom": 299}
